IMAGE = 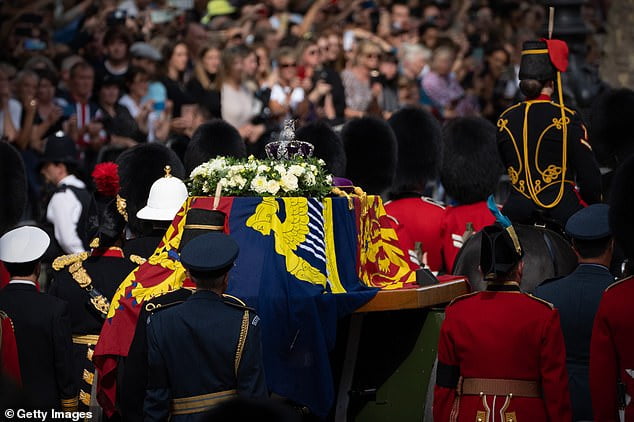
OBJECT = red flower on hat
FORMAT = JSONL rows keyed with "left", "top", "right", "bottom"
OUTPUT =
{"left": 541, "top": 38, "right": 569, "bottom": 73}
{"left": 92, "top": 162, "right": 120, "bottom": 197}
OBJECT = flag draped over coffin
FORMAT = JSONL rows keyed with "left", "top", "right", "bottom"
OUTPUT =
{"left": 94, "top": 195, "right": 416, "bottom": 417}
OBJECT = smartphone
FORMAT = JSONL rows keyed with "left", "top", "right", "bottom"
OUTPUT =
{"left": 153, "top": 101, "right": 165, "bottom": 112}
{"left": 24, "top": 39, "right": 47, "bottom": 51}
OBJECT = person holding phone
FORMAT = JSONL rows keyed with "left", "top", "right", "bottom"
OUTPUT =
{"left": 342, "top": 40, "right": 383, "bottom": 118}
{"left": 32, "top": 70, "right": 65, "bottom": 150}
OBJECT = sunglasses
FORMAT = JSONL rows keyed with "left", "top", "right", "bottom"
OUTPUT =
{"left": 280, "top": 62, "right": 296, "bottom": 68}
{"left": 307, "top": 49, "right": 319, "bottom": 56}
{"left": 364, "top": 52, "right": 380, "bottom": 59}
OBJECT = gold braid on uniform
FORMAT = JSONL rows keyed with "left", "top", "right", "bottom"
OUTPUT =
{"left": 234, "top": 310, "right": 250, "bottom": 377}
{"left": 52, "top": 252, "right": 90, "bottom": 271}
{"left": 129, "top": 254, "right": 147, "bottom": 265}
{"left": 61, "top": 396, "right": 79, "bottom": 412}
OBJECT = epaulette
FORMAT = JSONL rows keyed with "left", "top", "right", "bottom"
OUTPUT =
{"left": 526, "top": 294, "right": 555, "bottom": 309}
{"left": 605, "top": 276, "right": 634, "bottom": 292}
{"left": 447, "top": 291, "right": 479, "bottom": 307}
{"left": 52, "top": 252, "right": 90, "bottom": 271}
{"left": 222, "top": 294, "right": 255, "bottom": 312}
{"left": 421, "top": 196, "right": 445, "bottom": 209}
{"left": 129, "top": 254, "right": 146, "bottom": 265}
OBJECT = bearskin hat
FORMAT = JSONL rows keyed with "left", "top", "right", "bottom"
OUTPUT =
{"left": 441, "top": 117, "right": 503, "bottom": 204}
{"left": 388, "top": 106, "right": 441, "bottom": 194}
{"left": 116, "top": 143, "right": 185, "bottom": 236}
{"left": 591, "top": 88, "right": 634, "bottom": 164}
{"left": 341, "top": 117, "right": 397, "bottom": 195}
{"left": 609, "top": 156, "right": 634, "bottom": 260}
{"left": 0, "top": 142, "right": 27, "bottom": 235}
{"left": 296, "top": 121, "right": 346, "bottom": 177}
{"left": 184, "top": 119, "right": 246, "bottom": 176}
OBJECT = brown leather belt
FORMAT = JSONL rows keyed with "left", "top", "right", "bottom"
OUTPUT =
{"left": 460, "top": 378, "right": 541, "bottom": 398}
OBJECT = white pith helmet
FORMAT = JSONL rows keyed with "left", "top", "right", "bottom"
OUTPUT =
{"left": 136, "top": 166, "right": 189, "bottom": 221}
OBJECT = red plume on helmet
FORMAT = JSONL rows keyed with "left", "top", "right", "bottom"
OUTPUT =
{"left": 541, "top": 38, "right": 569, "bottom": 72}
{"left": 92, "top": 162, "right": 120, "bottom": 197}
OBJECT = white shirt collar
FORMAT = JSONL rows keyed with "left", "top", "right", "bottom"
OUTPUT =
{"left": 58, "top": 174, "right": 86, "bottom": 189}
{"left": 9, "top": 279, "right": 37, "bottom": 286}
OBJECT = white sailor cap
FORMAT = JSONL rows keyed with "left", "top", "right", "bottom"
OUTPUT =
{"left": 0, "top": 226, "right": 50, "bottom": 263}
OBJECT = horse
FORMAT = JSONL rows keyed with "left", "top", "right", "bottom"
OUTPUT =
{"left": 452, "top": 224, "right": 578, "bottom": 293}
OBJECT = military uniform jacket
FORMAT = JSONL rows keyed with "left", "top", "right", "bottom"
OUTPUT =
{"left": 0, "top": 282, "right": 77, "bottom": 410}
{"left": 434, "top": 283, "right": 572, "bottom": 421}
{"left": 122, "top": 230, "right": 166, "bottom": 260}
{"left": 441, "top": 201, "right": 496, "bottom": 273}
{"left": 497, "top": 98, "right": 601, "bottom": 225}
{"left": 534, "top": 263, "right": 615, "bottom": 421}
{"left": 49, "top": 247, "right": 140, "bottom": 410}
{"left": 118, "top": 287, "right": 193, "bottom": 422}
{"left": 590, "top": 276, "right": 634, "bottom": 421}
{"left": 145, "top": 290, "right": 267, "bottom": 421}
{"left": 385, "top": 195, "right": 445, "bottom": 272}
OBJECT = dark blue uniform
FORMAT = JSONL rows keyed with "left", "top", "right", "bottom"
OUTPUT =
{"left": 144, "top": 291, "right": 267, "bottom": 421}
{"left": 535, "top": 263, "right": 615, "bottom": 420}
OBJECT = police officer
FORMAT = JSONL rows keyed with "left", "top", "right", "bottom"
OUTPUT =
{"left": 497, "top": 39, "right": 601, "bottom": 227}
{"left": 39, "top": 132, "right": 93, "bottom": 257}
{"left": 590, "top": 156, "right": 634, "bottom": 421}
{"left": 0, "top": 226, "right": 77, "bottom": 411}
{"left": 145, "top": 232, "right": 267, "bottom": 421}
{"left": 49, "top": 199, "right": 138, "bottom": 414}
{"left": 434, "top": 224, "right": 572, "bottom": 421}
{"left": 534, "top": 204, "right": 615, "bottom": 421}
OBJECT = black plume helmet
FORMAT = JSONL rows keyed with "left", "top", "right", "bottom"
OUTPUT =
{"left": 341, "top": 116, "right": 397, "bottom": 195}
{"left": 441, "top": 117, "right": 503, "bottom": 204}
{"left": 388, "top": 106, "right": 441, "bottom": 194}
{"left": 296, "top": 121, "right": 346, "bottom": 177}
{"left": 185, "top": 119, "right": 246, "bottom": 176}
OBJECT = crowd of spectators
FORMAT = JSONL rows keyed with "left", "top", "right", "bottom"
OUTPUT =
{"left": 0, "top": 0, "right": 608, "bottom": 221}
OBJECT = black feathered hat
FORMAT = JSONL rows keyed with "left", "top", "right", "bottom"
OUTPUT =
{"left": 441, "top": 117, "right": 503, "bottom": 204}
{"left": 591, "top": 88, "right": 634, "bottom": 164}
{"left": 480, "top": 224, "right": 523, "bottom": 281}
{"left": 388, "top": 106, "right": 441, "bottom": 194}
{"left": 609, "top": 156, "right": 634, "bottom": 260}
{"left": 296, "top": 121, "right": 346, "bottom": 177}
{"left": 0, "top": 142, "right": 27, "bottom": 235}
{"left": 518, "top": 39, "right": 568, "bottom": 81}
{"left": 116, "top": 143, "right": 185, "bottom": 236}
{"left": 341, "top": 117, "right": 397, "bottom": 195}
{"left": 184, "top": 119, "right": 246, "bottom": 176}
{"left": 93, "top": 199, "right": 126, "bottom": 248}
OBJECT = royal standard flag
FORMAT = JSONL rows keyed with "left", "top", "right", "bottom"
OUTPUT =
{"left": 94, "top": 195, "right": 415, "bottom": 416}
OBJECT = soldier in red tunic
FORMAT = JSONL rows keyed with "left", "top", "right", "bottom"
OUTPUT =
{"left": 439, "top": 117, "right": 501, "bottom": 272}
{"left": 384, "top": 107, "right": 445, "bottom": 272}
{"left": 434, "top": 223, "right": 572, "bottom": 421}
{"left": 590, "top": 156, "right": 634, "bottom": 422}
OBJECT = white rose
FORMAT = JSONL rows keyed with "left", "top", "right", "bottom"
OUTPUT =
{"left": 202, "top": 180, "right": 210, "bottom": 193}
{"left": 288, "top": 165, "right": 305, "bottom": 177}
{"left": 234, "top": 175, "right": 247, "bottom": 189}
{"left": 280, "top": 173, "right": 299, "bottom": 192}
{"left": 251, "top": 176, "right": 268, "bottom": 194}
{"left": 326, "top": 175, "right": 333, "bottom": 184}
{"left": 266, "top": 180, "right": 281, "bottom": 195}
{"left": 304, "top": 172, "right": 316, "bottom": 186}
{"left": 257, "top": 164, "right": 271, "bottom": 172}
{"left": 274, "top": 164, "right": 287, "bottom": 177}
{"left": 317, "top": 158, "right": 326, "bottom": 166}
